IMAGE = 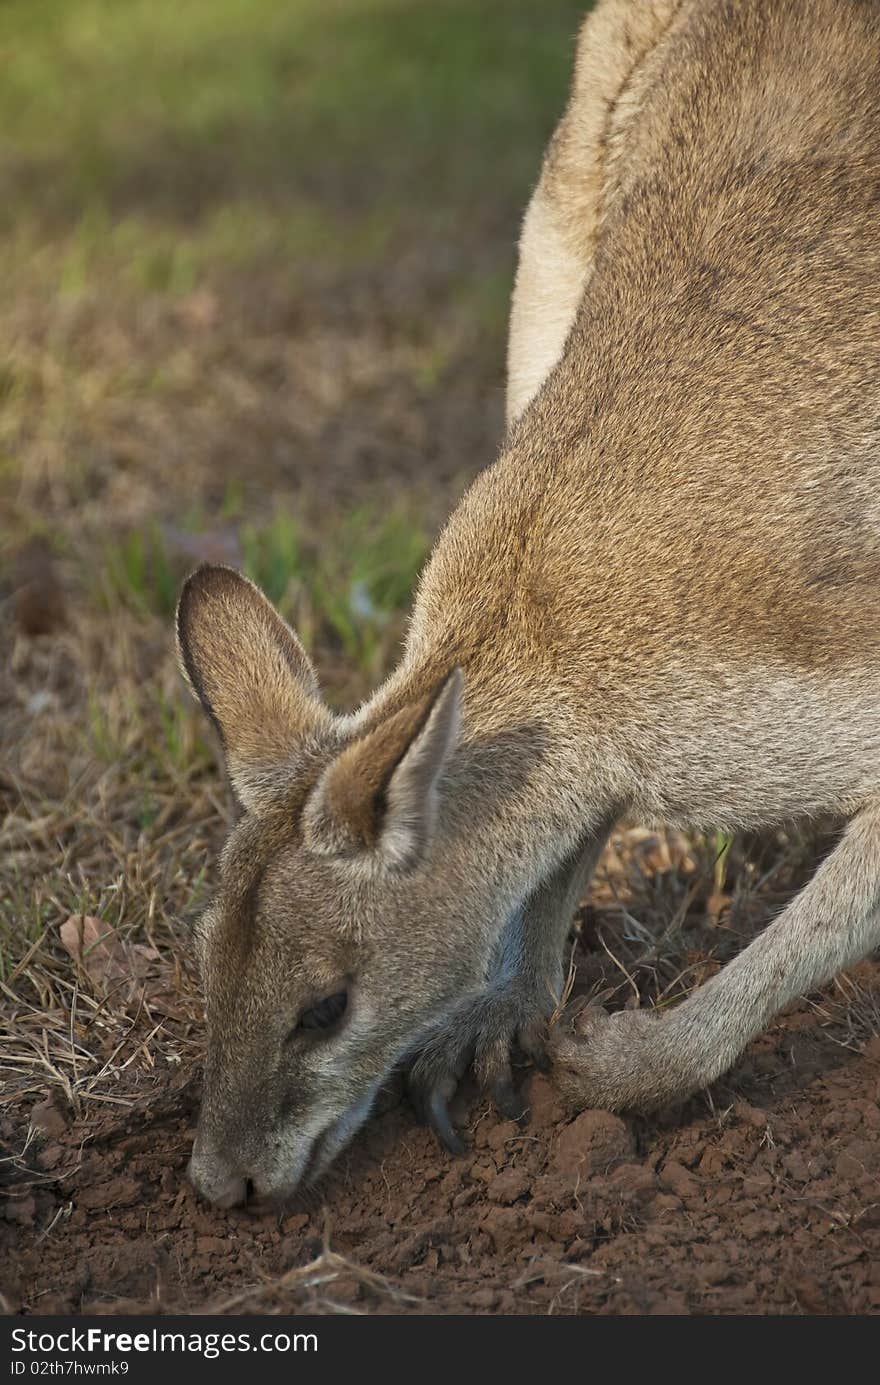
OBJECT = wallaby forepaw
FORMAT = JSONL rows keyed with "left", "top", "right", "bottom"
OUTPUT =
{"left": 407, "top": 990, "right": 551, "bottom": 1152}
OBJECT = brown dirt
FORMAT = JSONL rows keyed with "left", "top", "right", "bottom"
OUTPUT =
{"left": 4, "top": 904, "right": 880, "bottom": 1317}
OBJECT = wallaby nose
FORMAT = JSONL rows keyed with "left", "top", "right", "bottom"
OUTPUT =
{"left": 187, "top": 1146, "right": 248, "bottom": 1208}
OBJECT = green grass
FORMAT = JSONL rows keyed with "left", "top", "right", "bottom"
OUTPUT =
{"left": 242, "top": 505, "right": 431, "bottom": 679}
{"left": 92, "top": 503, "right": 429, "bottom": 681}
{"left": 0, "top": 0, "right": 584, "bottom": 296}
{"left": 99, "top": 524, "right": 179, "bottom": 619}
{"left": 0, "top": 873, "right": 50, "bottom": 985}
{"left": 241, "top": 511, "right": 304, "bottom": 611}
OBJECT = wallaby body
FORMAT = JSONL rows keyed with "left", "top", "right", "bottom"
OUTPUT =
{"left": 179, "top": 0, "right": 880, "bottom": 1206}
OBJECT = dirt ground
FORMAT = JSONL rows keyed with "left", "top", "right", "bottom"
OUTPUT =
{"left": 4, "top": 979, "right": 880, "bottom": 1317}
{"left": 4, "top": 830, "right": 880, "bottom": 1317}
{"left": 2, "top": 0, "right": 879, "bottom": 1319}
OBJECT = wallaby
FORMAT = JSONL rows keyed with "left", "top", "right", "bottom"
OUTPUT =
{"left": 177, "top": 0, "right": 880, "bottom": 1207}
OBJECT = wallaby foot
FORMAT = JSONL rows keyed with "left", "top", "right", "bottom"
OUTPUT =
{"left": 549, "top": 802, "right": 880, "bottom": 1113}
{"left": 549, "top": 1004, "right": 703, "bottom": 1114}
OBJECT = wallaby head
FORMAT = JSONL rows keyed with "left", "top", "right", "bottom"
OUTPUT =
{"left": 177, "top": 564, "right": 473, "bottom": 1206}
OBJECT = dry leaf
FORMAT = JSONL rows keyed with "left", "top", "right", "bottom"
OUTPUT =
{"left": 30, "top": 1097, "right": 68, "bottom": 1138}
{"left": 60, "top": 915, "right": 129, "bottom": 991}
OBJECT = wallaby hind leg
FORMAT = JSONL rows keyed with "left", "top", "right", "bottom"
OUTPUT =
{"left": 506, "top": 173, "right": 592, "bottom": 429}
{"left": 551, "top": 802, "right": 880, "bottom": 1113}
{"left": 408, "top": 821, "right": 613, "bottom": 1150}
{"left": 506, "top": 0, "right": 683, "bottom": 426}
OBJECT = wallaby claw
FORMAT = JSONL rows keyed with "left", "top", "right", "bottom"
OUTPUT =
{"left": 529, "top": 1047, "right": 552, "bottom": 1074}
{"left": 426, "top": 1087, "right": 467, "bottom": 1156}
{"left": 518, "top": 1020, "right": 551, "bottom": 1071}
{"left": 489, "top": 1076, "right": 527, "bottom": 1121}
{"left": 547, "top": 1005, "right": 677, "bottom": 1114}
{"left": 407, "top": 1068, "right": 467, "bottom": 1153}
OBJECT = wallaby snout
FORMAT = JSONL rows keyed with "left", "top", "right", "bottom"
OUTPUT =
{"left": 187, "top": 1137, "right": 248, "bottom": 1210}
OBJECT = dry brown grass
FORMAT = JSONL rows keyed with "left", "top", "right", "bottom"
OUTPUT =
{"left": 1, "top": 547, "right": 230, "bottom": 1111}
{"left": 202, "top": 1222, "right": 424, "bottom": 1315}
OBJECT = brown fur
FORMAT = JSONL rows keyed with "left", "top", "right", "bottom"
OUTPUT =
{"left": 178, "top": 0, "right": 880, "bottom": 1205}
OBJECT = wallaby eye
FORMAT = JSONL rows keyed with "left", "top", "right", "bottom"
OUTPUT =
{"left": 294, "top": 990, "right": 348, "bottom": 1035}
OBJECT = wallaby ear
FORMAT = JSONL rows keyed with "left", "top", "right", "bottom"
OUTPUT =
{"left": 303, "top": 668, "right": 462, "bottom": 872}
{"left": 176, "top": 564, "right": 332, "bottom": 812}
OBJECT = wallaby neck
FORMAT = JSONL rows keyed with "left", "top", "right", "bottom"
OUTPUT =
{"left": 345, "top": 529, "right": 615, "bottom": 903}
